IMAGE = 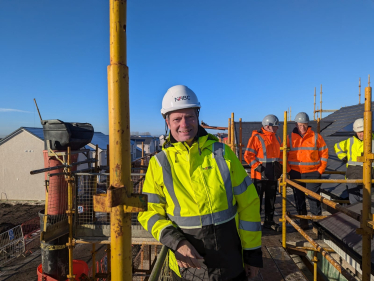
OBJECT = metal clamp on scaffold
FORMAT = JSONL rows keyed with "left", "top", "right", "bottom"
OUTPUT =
{"left": 93, "top": 185, "right": 147, "bottom": 213}
{"left": 40, "top": 244, "right": 67, "bottom": 251}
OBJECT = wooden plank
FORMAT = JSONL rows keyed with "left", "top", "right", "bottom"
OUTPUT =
{"left": 259, "top": 246, "right": 284, "bottom": 281}
{"left": 267, "top": 246, "right": 308, "bottom": 281}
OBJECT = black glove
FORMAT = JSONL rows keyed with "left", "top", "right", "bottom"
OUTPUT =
{"left": 255, "top": 164, "right": 265, "bottom": 173}
{"left": 255, "top": 164, "right": 267, "bottom": 180}
{"left": 342, "top": 157, "right": 348, "bottom": 164}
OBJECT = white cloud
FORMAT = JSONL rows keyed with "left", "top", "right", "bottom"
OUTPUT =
{"left": 0, "top": 108, "right": 32, "bottom": 113}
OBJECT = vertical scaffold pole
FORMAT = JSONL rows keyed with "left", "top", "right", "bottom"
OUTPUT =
{"left": 239, "top": 118, "right": 242, "bottom": 163}
{"left": 228, "top": 118, "right": 231, "bottom": 145}
{"left": 281, "top": 111, "right": 288, "bottom": 248}
{"left": 313, "top": 251, "right": 318, "bottom": 281}
{"left": 361, "top": 75, "right": 372, "bottom": 281}
{"left": 320, "top": 84, "right": 322, "bottom": 119}
{"left": 67, "top": 147, "right": 75, "bottom": 281}
{"left": 314, "top": 87, "right": 316, "bottom": 120}
{"left": 231, "top": 113, "right": 235, "bottom": 153}
{"left": 359, "top": 77, "right": 361, "bottom": 104}
{"left": 107, "top": 0, "right": 132, "bottom": 280}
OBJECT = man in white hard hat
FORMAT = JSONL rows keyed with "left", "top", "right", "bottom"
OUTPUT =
{"left": 287, "top": 112, "right": 328, "bottom": 230}
{"left": 244, "top": 114, "right": 282, "bottom": 232}
{"left": 138, "top": 85, "right": 262, "bottom": 281}
{"left": 334, "top": 118, "right": 373, "bottom": 203}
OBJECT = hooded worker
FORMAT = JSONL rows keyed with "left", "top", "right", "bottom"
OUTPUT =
{"left": 138, "top": 85, "right": 263, "bottom": 281}
{"left": 334, "top": 118, "right": 374, "bottom": 203}
{"left": 244, "top": 114, "right": 283, "bottom": 232}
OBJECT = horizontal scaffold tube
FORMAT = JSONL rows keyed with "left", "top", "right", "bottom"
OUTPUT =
{"left": 285, "top": 179, "right": 361, "bottom": 222}
{"left": 285, "top": 215, "right": 357, "bottom": 281}
{"left": 323, "top": 171, "right": 346, "bottom": 175}
{"left": 294, "top": 179, "right": 374, "bottom": 184}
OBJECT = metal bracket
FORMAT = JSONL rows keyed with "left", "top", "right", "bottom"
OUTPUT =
{"left": 357, "top": 153, "right": 374, "bottom": 162}
{"left": 93, "top": 185, "right": 147, "bottom": 213}
{"left": 356, "top": 227, "right": 374, "bottom": 238}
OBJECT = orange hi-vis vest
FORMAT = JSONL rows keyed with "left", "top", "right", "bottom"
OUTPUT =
{"left": 244, "top": 128, "right": 282, "bottom": 180}
{"left": 287, "top": 127, "right": 328, "bottom": 174}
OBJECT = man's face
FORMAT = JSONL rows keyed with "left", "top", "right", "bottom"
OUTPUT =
{"left": 166, "top": 108, "right": 198, "bottom": 144}
{"left": 264, "top": 125, "right": 278, "bottom": 133}
{"left": 297, "top": 123, "right": 308, "bottom": 135}
{"left": 357, "top": 131, "right": 364, "bottom": 140}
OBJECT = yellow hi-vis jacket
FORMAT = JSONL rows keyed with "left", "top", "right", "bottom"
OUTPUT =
{"left": 334, "top": 135, "right": 374, "bottom": 166}
{"left": 334, "top": 135, "right": 374, "bottom": 179}
{"left": 138, "top": 132, "right": 262, "bottom": 280}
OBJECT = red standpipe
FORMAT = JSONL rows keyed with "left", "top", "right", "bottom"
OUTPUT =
{"left": 43, "top": 151, "right": 78, "bottom": 216}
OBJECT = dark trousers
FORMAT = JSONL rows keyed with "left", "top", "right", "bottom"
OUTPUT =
{"left": 252, "top": 179, "right": 277, "bottom": 222}
{"left": 289, "top": 170, "right": 322, "bottom": 216}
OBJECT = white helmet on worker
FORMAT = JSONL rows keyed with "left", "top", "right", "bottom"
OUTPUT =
{"left": 353, "top": 118, "right": 364, "bottom": 133}
{"left": 294, "top": 112, "right": 309, "bottom": 124}
{"left": 161, "top": 85, "right": 201, "bottom": 119}
{"left": 262, "top": 114, "right": 279, "bottom": 127}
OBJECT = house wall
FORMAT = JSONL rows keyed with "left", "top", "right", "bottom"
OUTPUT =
{"left": 0, "top": 130, "right": 45, "bottom": 201}
{"left": 135, "top": 138, "right": 160, "bottom": 154}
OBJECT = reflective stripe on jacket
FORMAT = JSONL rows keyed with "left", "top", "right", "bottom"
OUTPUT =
{"left": 138, "top": 132, "right": 262, "bottom": 279}
{"left": 334, "top": 135, "right": 374, "bottom": 167}
{"left": 287, "top": 127, "right": 328, "bottom": 174}
{"left": 244, "top": 128, "right": 282, "bottom": 180}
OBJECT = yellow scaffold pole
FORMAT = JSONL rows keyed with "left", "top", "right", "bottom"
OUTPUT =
{"left": 108, "top": 0, "right": 132, "bottom": 279}
{"left": 280, "top": 111, "right": 288, "bottom": 248}
{"left": 360, "top": 75, "right": 373, "bottom": 281}
{"left": 231, "top": 112, "right": 235, "bottom": 152}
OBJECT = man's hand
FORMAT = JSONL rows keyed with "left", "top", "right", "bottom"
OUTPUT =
{"left": 255, "top": 165, "right": 267, "bottom": 180}
{"left": 175, "top": 240, "right": 204, "bottom": 269}
{"left": 244, "top": 264, "right": 260, "bottom": 279}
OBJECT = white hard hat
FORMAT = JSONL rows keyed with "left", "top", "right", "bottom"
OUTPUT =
{"left": 353, "top": 118, "right": 364, "bottom": 132}
{"left": 262, "top": 114, "right": 279, "bottom": 127}
{"left": 295, "top": 112, "right": 309, "bottom": 124}
{"left": 161, "top": 85, "right": 201, "bottom": 119}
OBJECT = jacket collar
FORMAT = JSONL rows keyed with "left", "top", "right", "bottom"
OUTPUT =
{"left": 292, "top": 126, "right": 313, "bottom": 138}
{"left": 261, "top": 127, "right": 276, "bottom": 137}
{"left": 163, "top": 125, "right": 217, "bottom": 151}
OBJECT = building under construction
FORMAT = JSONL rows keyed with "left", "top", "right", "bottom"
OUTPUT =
{"left": 1, "top": 1, "right": 374, "bottom": 281}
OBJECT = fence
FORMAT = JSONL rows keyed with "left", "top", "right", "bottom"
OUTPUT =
{"left": 0, "top": 225, "right": 25, "bottom": 266}
{"left": 132, "top": 244, "right": 164, "bottom": 281}
{"left": 88, "top": 253, "right": 108, "bottom": 281}
{"left": 0, "top": 216, "right": 41, "bottom": 266}
{"left": 22, "top": 216, "right": 41, "bottom": 255}
{"left": 75, "top": 174, "right": 111, "bottom": 238}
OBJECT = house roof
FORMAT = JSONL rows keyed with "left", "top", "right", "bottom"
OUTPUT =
{"left": 0, "top": 127, "right": 44, "bottom": 146}
{"left": 87, "top": 132, "right": 142, "bottom": 152}
{"left": 0, "top": 127, "right": 141, "bottom": 152}
{"left": 130, "top": 135, "right": 158, "bottom": 145}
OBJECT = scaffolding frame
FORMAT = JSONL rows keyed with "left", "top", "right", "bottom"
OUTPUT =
{"left": 313, "top": 85, "right": 338, "bottom": 121}
{"left": 280, "top": 77, "right": 373, "bottom": 281}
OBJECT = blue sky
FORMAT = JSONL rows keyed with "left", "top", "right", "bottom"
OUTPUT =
{"left": 1, "top": 0, "right": 374, "bottom": 137}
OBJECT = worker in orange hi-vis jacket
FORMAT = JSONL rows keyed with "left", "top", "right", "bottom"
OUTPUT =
{"left": 244, "top": 114, "right": 283, "bottom": 232}
{"left": 287, "top": 112, "right": 328, "bottom": 230}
